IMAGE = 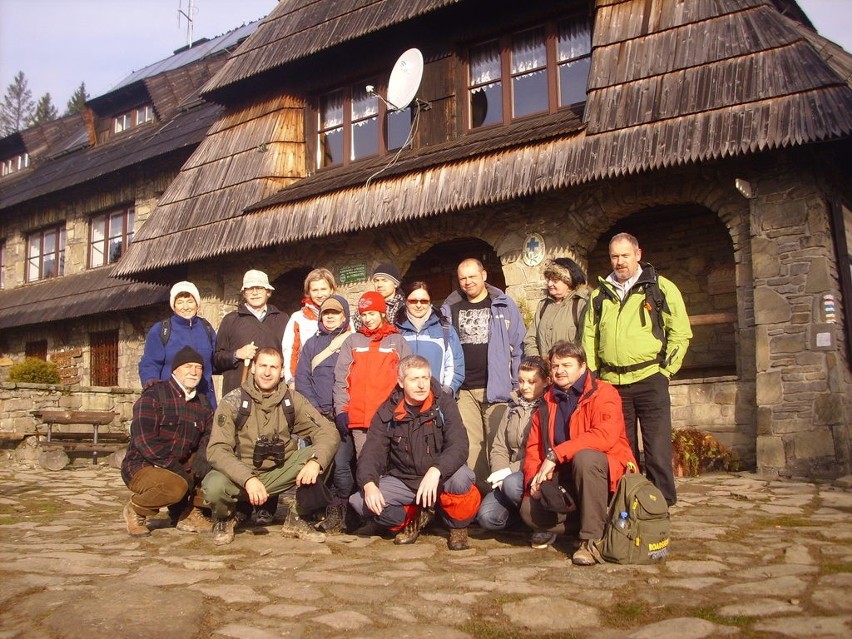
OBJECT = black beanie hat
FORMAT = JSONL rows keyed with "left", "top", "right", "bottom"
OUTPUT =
{"left": 372, "top": 262, "right": 402, "bottom": 286}
{"left": 172, "top": 346, "right": 203, "bottom": 371}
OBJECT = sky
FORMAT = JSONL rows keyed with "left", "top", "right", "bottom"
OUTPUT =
{"left": 0, "top": 0, "right": 850, "bottom": 113}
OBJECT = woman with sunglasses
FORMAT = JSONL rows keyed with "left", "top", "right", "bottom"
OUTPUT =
{"left": 395, "top": 281, "right": 465, "bottom": 396}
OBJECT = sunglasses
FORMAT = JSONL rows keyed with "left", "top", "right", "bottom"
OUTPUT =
{"left": 407, "top": 298, "right": 430, "bottom": 305}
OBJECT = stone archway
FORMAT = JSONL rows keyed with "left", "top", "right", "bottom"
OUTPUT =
{"left": 404, "top": 237, "right": 505, "bottom": 304}
{"left": 271, "top": 266, "right": 312, "bottom": 315}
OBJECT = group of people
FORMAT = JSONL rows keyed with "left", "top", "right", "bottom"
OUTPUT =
{"left": 123, "top": 232, "right": 692, "bottom": 564}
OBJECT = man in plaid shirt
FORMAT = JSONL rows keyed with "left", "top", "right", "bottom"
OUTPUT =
{"left": 122, "top": 346, "right": 214, "bottom": 537}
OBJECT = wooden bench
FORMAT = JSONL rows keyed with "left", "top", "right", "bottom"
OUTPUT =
{"left": 30, "top": 410, "right": 126, "bottom": 465}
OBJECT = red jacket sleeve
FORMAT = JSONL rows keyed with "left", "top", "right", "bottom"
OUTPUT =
{"left": 523, "top": 409, "right": 544, "bottom": 490}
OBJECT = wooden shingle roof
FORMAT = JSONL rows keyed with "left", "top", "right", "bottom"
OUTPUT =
{"left": 115, "top": 0, "right": 852, "bottom": 277}
{"left": 202, "top": 0, "right": 461, "bottom": 97}
{"left": 0, "top": 267, "right": 168, "bottom": 330}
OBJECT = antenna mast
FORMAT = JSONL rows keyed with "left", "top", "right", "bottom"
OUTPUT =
{"left": 177, "top": 0, "right": 195, "bottom": 48}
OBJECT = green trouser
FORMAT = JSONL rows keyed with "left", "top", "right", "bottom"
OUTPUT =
{"left": 202, "top": 446, "right": 317, "bottom": 520}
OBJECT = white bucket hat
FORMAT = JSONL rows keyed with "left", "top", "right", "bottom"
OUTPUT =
{"left": 241, "top": 269, "right": 274, "bottom": 291}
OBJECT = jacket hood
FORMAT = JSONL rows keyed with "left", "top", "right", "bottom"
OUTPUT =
{"left": 317, "top": 294, "right": 351, "bottom": 336}
{"left": 444, "top": 283, "right": 510, "bottom": 307}
{"left": 396, "top": 307, "right": 443, "bottom": 332}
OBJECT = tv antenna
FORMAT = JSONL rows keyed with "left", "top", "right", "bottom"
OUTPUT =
{"left": 365, "top": 48, "right": 429, "bottom": 187}
{"left": 177, "top": 0, "right": 196, "bottom": 49}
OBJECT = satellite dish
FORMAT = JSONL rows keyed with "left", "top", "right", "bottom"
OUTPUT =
{"left": 386, "top": 48, "right": 424, "bottom": 111}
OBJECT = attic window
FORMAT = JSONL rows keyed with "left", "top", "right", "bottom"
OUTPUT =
{"left": 1, "top": 152, "right": 29, "bottom": 177}
{"left": 317, "top": 81, "right": 413, "bottom": 169}
{"left": 468, "top": 17, "right": 591, "bottom": 129}
{"left": 114, "top": 104, "right": 155, "bottom": 134}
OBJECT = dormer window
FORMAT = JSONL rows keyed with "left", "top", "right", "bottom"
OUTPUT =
{"left": 317, "top": 81, "right": 413, "bottom": 169}
{"left": 114, "top": 104, "right": 155, "bottom": 134}
{"left": 1, "top": 152, "right": 30, "bottom": 177}
{"left": 467, "top": 17, "right": 591, "bottom": 129}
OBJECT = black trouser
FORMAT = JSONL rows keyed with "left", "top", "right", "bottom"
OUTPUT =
{"left": 615, "top": 372, "right": 676, "bottom": 506}
{"left": 520, "top": 449, "right": 609, "bottom": 540}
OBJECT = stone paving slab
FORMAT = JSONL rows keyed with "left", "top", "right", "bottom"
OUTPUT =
{"left": 0, "top": 461, "right": 850, "bottom": 639}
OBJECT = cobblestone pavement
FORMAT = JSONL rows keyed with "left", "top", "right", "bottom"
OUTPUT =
{"left": 0, "top": 459, "right": 850, "bottom": 639}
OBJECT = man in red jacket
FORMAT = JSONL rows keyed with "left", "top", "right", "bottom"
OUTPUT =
{"left": 521, "top": 340, "right": 636, "bottom": 565}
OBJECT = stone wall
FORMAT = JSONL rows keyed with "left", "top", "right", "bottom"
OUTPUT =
{"left": 0, "top": 382, "right": 136, "bottom": 436}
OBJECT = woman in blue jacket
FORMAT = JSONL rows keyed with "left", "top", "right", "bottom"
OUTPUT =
{"left": 395, "top": 281, "right": 465, "bottom": 395}
{"left": 138, "top": 281, "right": 218, "bottom": 408}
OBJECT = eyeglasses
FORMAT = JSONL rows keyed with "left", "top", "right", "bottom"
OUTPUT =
{"left": 244, "top": 286, "right": 266, "bottom": 293}
{"left": 407, "top": 299, "right": 430, "bottom": 305}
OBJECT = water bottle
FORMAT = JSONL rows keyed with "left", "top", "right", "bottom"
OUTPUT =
{"left": 615, "top": 511, "right": 629, "bottom": 530}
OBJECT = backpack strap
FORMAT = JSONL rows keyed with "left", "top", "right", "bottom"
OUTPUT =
{"left": 233, "top": 387, "right": 295, "bottom": 431}
{"left": 159, "top": 319, "right": 172, "bottom": 346}
{"left": 311, "top": 331, "right": 350, "bottom": 371}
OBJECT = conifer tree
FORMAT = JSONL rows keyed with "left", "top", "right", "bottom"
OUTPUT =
{"left": 30, "top": 93, "right": 59, "bottom": 126}
{"left": 65, "top": 82, "right": 89, "bottom": 115}
{"left": 0, "top": 71, "right": 35, "bottom": 135}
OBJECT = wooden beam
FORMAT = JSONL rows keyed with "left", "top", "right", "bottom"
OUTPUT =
{"left": 689, "top": 312, "right": 737, "bottom": 326}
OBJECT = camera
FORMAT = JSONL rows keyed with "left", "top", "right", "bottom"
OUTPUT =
{"left": 252, "top": 434, "right": 286, "bottom": 468}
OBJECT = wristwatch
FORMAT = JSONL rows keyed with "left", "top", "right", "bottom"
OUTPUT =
{"left": 546, "top": 450, "right": 557, "bottom": 463}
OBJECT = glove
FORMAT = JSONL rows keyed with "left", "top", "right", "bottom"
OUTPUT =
{"left": 334, "top": 413, "right": 350, "bottom": 441}
{"left": 486, "top": 467, "right": 512, "bottom": 490}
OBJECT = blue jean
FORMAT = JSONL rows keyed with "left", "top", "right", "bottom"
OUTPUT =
{"left": 476, "top": 471, "right": 524, "bottom": 530}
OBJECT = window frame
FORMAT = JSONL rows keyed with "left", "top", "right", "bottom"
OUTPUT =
{"left": 26, "top": 225, "right": 66, "bottom": 283}
{"left": 465, "top": 17, "right": 591, "bottom": 131}
{"left": 0, "top": 240, "right": 5, "bottom": 289}
{"left": 113, "top": 104, "right": 155, "bottom": 135}
{"left": 1, "top": 152, "right": 30, "bottom": 177}
{"left": 89, "top": 206, "right": 135, "bottom": 269}
{"left": 315, "top": 80, "right": 414, "bottom": 170}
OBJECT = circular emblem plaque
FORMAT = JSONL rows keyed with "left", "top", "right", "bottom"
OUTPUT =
{"left": 522, "top": 233, "right": 546, "bottom": 267}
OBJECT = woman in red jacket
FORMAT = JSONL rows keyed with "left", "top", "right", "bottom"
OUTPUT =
{"left": 521, "top": 340, "right": 636, "bottom": 565}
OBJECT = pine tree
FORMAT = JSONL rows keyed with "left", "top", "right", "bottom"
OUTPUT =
{"left": 65, "top": 82, "right": 89, "bottom": 115}
{"left": 0, "top": 71, "right": 35, "bottom": 135}
{"left": 30, "top": 93, "right": 59, "bottom": 126}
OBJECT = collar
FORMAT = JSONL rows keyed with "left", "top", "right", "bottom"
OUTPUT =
{"left": 244, "top": 304, "right": 267, "bottom": 320}
{"left": 606, "top": 264, "right": 644, "bottom": 300}
{"left": 171, "top": 375, "right": 198, "bottom": 401}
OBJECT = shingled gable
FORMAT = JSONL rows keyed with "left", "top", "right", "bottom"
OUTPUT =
{"left": 114, "top": 0, "right": 852, "bottom": 278}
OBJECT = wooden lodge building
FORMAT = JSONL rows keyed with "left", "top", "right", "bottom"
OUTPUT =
{"left": 1, "top": 0, "right": 851, "bottom": 479}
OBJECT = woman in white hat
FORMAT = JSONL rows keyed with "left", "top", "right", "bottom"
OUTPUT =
{"left": 138, "top": 281, "right": 218, "bottom": 408}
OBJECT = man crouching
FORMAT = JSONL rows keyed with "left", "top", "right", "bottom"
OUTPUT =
{"left": 203, "top": 347, "right": 339, "bottom": 546}
{"left": 350, "top": 355, "right": 481, "bottom": 550}
{"left": 122, "top": 346, "right": 213, "bottom": 537}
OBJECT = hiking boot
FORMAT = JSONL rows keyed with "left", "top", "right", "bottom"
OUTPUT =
{"left": 572, "top": 539, "right": 605, "bottom": 566}
{"left": 316, "top": 503, "right": 347, "bottom": 534}
{"left": 447, "top": 527, "right": 470, "bottom": 551}
{"left": 393, "top": 507, "right": 435, "bottom": 545}
{"left": 175, "top": 506, "right": 213, "bottom": 533}
{"left": 123, "top": 501, "right": 150, "bottom": 537}
{"left": 212, "top": 516, "right": 236, "bottom": 546}
{"left": 530, "top": 531, "right": 557, "bottom": 549}
{"left": 281, "top": 509, "right": 326, "bottom": 543}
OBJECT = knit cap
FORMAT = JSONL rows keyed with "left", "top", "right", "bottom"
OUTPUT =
{"left": 358, "top": 291, "right": 387, "bottom": 315}
{"left": 172, "top": 346, "right": 203, "bottom": 371}
{"left": 170, "top": 281, "right": 201, "bottom": 311}
{"left": 372, "top": 262, "right": 401, "bottom": 286}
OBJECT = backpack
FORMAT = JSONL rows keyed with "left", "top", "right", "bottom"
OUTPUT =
{"left": 595, "top": 469, "right": 670, "bottom": 564}
{"left": 160, "top": 317, "right": 216, "bottom": 347}
{"left": 538, "top": 296, "right": 585, "bottom": 342}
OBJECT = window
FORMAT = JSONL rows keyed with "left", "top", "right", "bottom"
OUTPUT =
{"left": 0, "top": 241, "right": 5, "bottom": 289}
{"left": 1, "top": 152, "right": 29, "bottom": 177}
{"left": 90, "top": 330, "right": 119, "bottom": 386}
{"left": 468, "top": 17, "right": 591, "bottom": 129}
{"left": 317, "top": 82, "right": 413, "bottom": 169}
{"left": 114, "top": 104, "right": 154, "bottom": 134}
{"left": 90, "top": 207, "right": 135, "bottom": 268}
{"left": 25, "top": 340, "right": 47, "bottom": 361}
{"left": 26, "top": 225, "right": 66, "bottom": 282}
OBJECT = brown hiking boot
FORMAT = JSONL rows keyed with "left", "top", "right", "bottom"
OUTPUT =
{"left": 316, "top": 503, "right": 347, "bottom": 534}
{"left": 447, "top": 527, "right": 470, "bottom": 551}
{"left": 281, "top": 508, "right": 326, "bottom": 543}
{"left": 123, "top": 501, "right": 150, "bottom": 537}
{"left": 572, "top": 539, "right": 605, "bottom": 566}
{"left": 393, "top": 507, "right": 435, "bottom": 545}
{"left": 175, "top": 506, "right": 213, "bottom": 533}
{"left": 212, "top": 516, "right": 236, "bottom": 546}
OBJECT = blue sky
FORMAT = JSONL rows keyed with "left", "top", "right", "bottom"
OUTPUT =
{"left": 0, "top": 0, "right": 850, "bottom": 111}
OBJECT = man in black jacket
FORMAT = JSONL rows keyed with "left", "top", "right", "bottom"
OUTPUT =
{"left": 350, "top": 355, "right": 480, "bottom": 550}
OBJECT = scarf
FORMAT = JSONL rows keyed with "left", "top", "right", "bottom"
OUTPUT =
{"left": 359, "top": 321, "right": 399, "bottom": 342}
{"left": 405, "top": 309, "right": 429, "bottom": 332}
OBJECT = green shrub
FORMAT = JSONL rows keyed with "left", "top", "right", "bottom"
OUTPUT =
{"left": 8, "top": 358, "right": 61, "bottom": 384}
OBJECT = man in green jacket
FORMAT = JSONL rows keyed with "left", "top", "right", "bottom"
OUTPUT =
{"left": 203, "top": 347, "right": 340, "bottom": 545}
{"left": 582, "top": 233, "right": 692, "bottom": 506}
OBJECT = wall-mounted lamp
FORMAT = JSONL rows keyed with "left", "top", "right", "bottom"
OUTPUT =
{"left": 734, "top": 178, "right": 755, "bottom": 199}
